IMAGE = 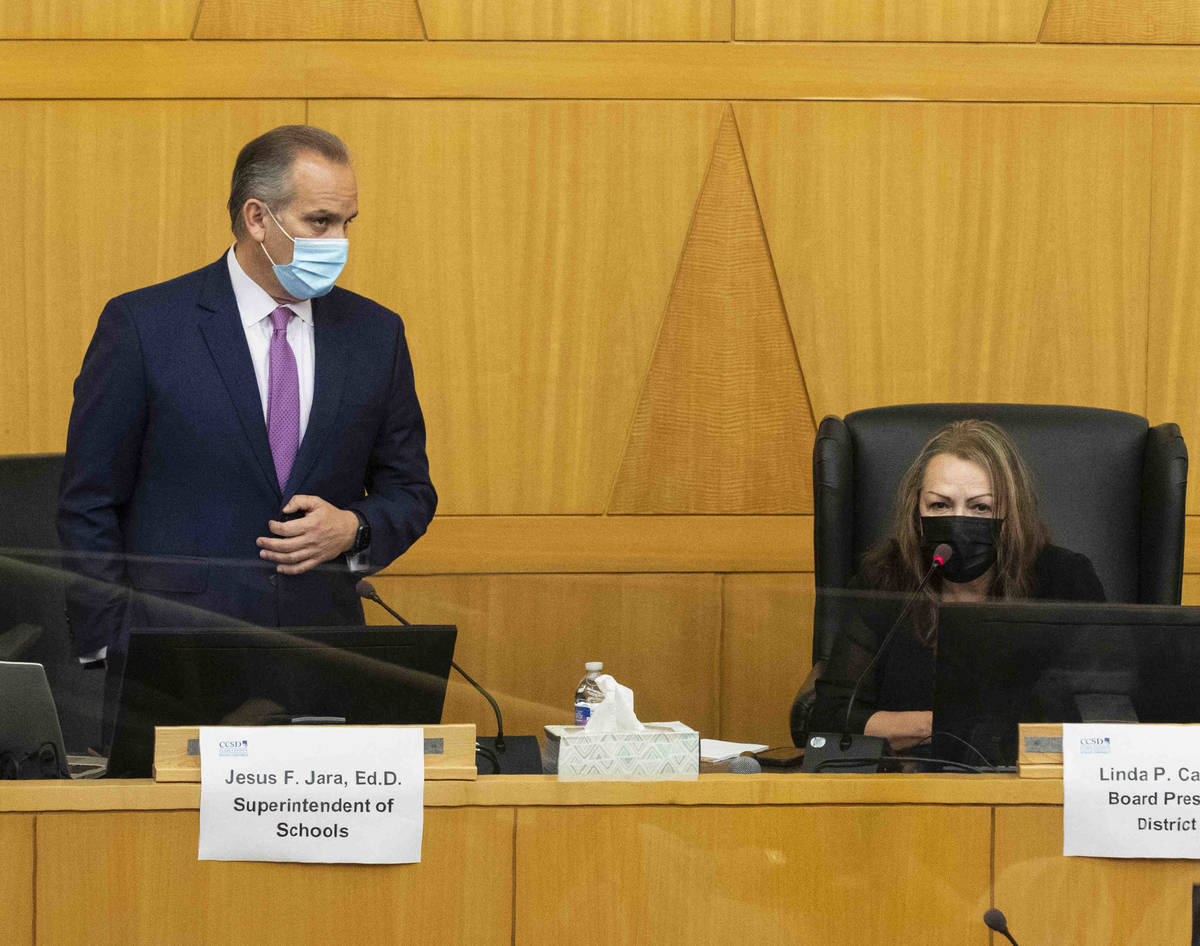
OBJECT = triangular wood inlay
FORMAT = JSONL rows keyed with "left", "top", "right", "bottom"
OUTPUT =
{"left": 608, "top": 106, "right": 815, "bottom": 515}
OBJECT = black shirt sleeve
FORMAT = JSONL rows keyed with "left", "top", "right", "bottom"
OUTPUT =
{"left": 809, "top": 580, "right": 898, "bottom": 734}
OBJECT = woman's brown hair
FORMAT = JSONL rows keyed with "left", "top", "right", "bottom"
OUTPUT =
{"left": 859, "top": 419, "right": 1050, "bottom": 643}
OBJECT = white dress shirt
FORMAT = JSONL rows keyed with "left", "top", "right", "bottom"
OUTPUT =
{"left": 226, "top": 245, "right": 315, "bottom": 437}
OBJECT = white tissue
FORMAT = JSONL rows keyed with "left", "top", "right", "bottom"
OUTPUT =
{"left": 584, "top": 674, "right": 645, "bottom": 731}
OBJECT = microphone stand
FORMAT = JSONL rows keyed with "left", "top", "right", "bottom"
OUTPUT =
{"left": 356, "top": 580, "right": 506, "bottom": 751}
{"left": 801, "top": 545, "right": 950, "bottom": 773}
{"left": 356, "top": 580, "right": 548, "bottom": 774}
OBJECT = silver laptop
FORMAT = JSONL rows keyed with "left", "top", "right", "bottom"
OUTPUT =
{"left": 0, "top": 661, "right": 101, "bottom": 778}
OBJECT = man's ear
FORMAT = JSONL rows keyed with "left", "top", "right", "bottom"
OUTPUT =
{"left": 242, "top": 199, "right": 269, "bottom": 242}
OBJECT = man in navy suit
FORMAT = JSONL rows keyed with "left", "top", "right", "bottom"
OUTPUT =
{"left": 57, "top": 126, "right": 437, "bottom": 718}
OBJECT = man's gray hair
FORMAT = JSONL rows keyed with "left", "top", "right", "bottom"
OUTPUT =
{"left": 228, "top": 125, "right": 351, "bottom": 239}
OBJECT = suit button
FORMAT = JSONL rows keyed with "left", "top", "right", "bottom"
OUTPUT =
{"left": 267, "top": 574, "right": 277, "bottom": 587}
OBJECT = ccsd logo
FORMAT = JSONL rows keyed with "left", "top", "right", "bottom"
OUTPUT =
{"left": 1080, "top": 736, "right": 1111, "bottom": 754}
{"left": 218, "top": 739, "right": 249, "bottom": 757}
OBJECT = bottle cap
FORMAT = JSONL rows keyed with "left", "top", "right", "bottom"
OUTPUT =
{"left": 584, "top": 661, "right": 603, "bottom": 671}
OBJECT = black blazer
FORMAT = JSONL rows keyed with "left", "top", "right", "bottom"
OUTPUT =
{"left": 57, "top": 257, "right": 437, "bottom": 656}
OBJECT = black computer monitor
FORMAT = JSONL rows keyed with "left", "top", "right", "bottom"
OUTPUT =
{"left": 107, "top": 625, "right": 457, "bottom": 778}
{"left": 933, "top": 601, "right": 1200, "bottom": 768}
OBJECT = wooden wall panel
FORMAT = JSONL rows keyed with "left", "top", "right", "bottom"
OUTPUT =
{"left": 736, "top": 0, "right": 1047, "bottom": 42}
{"left": 311, "top": 100, "right": 724, "bottom": 515}
{"left": 996, "top": 806, "right": 1200, "bottom": 944}
{"left": 517, "top": 805, "right": 991, "bottom": 944}
{"left": 1148, "top": 107, "right": 1200, "bottom": 514}
{"left": 608, "top": 108, "right": 814, "bottom": 515}
{"left": 0, "top": 815, "right": 33, "bottom": 946}
{"left": 0, "top": 0, "right": 196, "bottom": 38}
{"left": 391, "top": 515, "right": 812, "bottom": 574}
{"left": 9, "top": 44, "right": 1200, "bottom": 103}
{"left": 721, "top": 573, "right": 815, "bottom": 748}
{"left": 421, "top": 0, "right": 731, "bottom": 40}
{"left": 367, "top": 573, "right": 723, "bottom": 738}
{"left": 37, "top": 809, "right": 513, "bottom": 944}
{"left": 735, "top": 103, "right": 1152, "bottom": 421}
{"left": 1042, "top": 0, "right": 1200, "bottom": 44}
{"left": 2, "top": 100, "right": 304, "bottom": 457}
{"left": 194, "top": 0, "right": 425, "bottom": 39}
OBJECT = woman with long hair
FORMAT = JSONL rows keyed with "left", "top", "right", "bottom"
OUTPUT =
{"left": 810, "top": 419, "right": 1105, "bottom": 749}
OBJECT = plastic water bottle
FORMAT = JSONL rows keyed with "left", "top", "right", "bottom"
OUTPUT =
{"left": 574, "top": 661, "right": 605, "bottom": 726}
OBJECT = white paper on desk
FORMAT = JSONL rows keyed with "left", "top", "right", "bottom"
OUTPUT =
{"left": 700, "top": 739, "right": 769, "bottom": 763}
{"left": 1063, "top": 723, "right": 1200, "bottom": 859}
{"left": 198, "top": 726, "right": 424, "bottom": 864}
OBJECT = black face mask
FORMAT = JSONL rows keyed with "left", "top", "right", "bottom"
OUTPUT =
{"left": 920, "top": 515, "right": 1002, "bottom": 584}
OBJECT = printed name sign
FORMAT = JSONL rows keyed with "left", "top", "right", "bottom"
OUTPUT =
{"left": 198, "top": 726, "right": 424, "bottom": 863}
{"left": 1063, "top": 723, "right": 1200, "bottom": 859}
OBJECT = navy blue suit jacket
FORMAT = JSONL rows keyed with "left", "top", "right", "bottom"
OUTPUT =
{"left": 57, "top": 256, "right": 437, "bottom": 657}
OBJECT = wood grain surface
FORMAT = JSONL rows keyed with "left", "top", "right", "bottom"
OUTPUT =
{"left": 311, "top": 99, "right": 723, "bottom": 514}
{"left": 0, "top": 815, "right": 33, "bottom": 946}
{"left": 36, "top": 808, "right": 514, "bottom": 945}
{"left": 194, "top": 0, "right": 426, "bottom": 39}
{"left": 736, "top": 102, "right": 1151, "bottom": 421}
{"left": 995, "top": 806, "right": 1200, "bottom": 944}
{"left": 516, "top": 804, "right": 991, "bottom": 944}
{"left": 1041, "top": 0, "right": 1200, "bottom": 43}
{"left": 609, "top": 107, "right": 815, "bottom": 515}
{"left": 0, "top": 0, "right": 196, "bottom": 38}
{"left": 420, "top": 0, "right": 731, "bottom": 40}
{"left": 736, "top": 0, "right": 1048, "bottom": 42}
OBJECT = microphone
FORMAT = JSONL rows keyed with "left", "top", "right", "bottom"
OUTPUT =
{"left": 983, "top": 908, "right": 1021, "bottom": 945}
{"left": 729, "top": 755, "right": 763, "bottom": 774}
{"left": 356, "top": 579, "right": 507, "bottom": 753}
{"left": 802, "top": 543, "right": 951, "bottom": 772}
{"left": 356, "top": 579, "right": 412, "bottom": 625}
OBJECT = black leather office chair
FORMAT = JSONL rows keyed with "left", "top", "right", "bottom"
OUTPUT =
{"left": 790, "top": 404, "right": 1189, "bottom": 746}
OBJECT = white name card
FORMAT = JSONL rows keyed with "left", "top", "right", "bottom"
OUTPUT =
{"left": 198, "top": 726, "right": 424, "bottom": 864}
{"left": 1063, "top": 723, "right": 1200, "bottom": 859}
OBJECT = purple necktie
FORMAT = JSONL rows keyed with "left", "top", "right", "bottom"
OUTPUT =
{"left": 267, "top": 306, "right": 300, "bottom": 490}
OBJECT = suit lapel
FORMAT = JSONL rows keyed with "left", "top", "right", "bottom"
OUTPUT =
{"left": 284, "top": 294, "right": 348, "bottom": 496}
{"left": 196, "top": 258, "right": 282, "bottom": 499}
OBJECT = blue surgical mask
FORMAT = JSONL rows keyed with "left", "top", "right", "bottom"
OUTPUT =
{"left": 259, "top": 204, "right": 348, "bottom": 299}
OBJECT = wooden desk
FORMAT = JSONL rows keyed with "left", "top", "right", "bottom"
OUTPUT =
{"left": 0, "top": 775, "right": 1194, "bottom": 944}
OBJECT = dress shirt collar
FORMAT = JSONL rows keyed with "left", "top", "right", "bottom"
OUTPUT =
{"left": 225, "top": 245, "right": 313, "bottom": 327}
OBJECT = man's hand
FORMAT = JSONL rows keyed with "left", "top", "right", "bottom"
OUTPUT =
{"left": 258, "top": 495, "right": 359, "bottom": 575}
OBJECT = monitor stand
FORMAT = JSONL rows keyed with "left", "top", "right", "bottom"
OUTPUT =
{"left": 1075, "top": 693, "right": 1138, "bottom": 723}
{"left": 799, "top": 732, "right": 886, "bottom": 773}
{"left": 476, "top": 735, "right": 543, "bottom": 774}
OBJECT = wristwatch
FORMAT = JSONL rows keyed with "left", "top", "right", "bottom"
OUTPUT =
{"left": 349, "top": 510, "right": 371, "bottom": 555}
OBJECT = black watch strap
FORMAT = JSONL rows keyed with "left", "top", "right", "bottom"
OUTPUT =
{"left": 349, "top": 510, "right": 371, "bottom": 555}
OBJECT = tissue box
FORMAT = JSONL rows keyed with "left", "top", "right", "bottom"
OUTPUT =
{"left": 542, "top": 722, "right": 699, "bottom": 780}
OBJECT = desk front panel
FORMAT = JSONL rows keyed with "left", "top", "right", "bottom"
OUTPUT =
{"left": 996, "top": 806, "right": 1200, "bottom": 945}
{"left": 35, "top": 808, "right": 514, "bottom": 946}
{"left": 0, "top": 814, "right": 33, "bottom": 946}
{"left": 515, "top": 803, "right": 992, "bottom": 945}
